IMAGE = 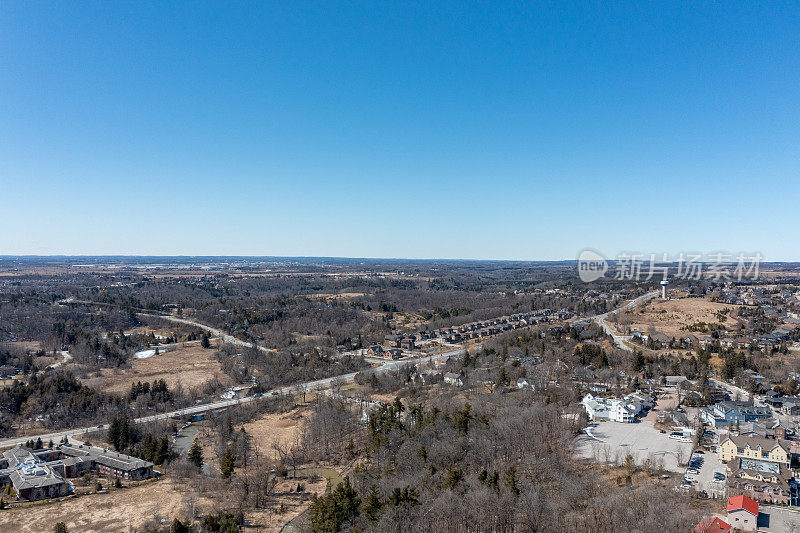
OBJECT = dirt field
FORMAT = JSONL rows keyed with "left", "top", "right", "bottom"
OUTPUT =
{"left": 0, "top": 478, "right": 212, "bottom": 533}
{"left": 81, "top": 343, "right": 230, "bottom": 394}
{"left": 242, "top": 408, "right": 310, "bottom": 460}
{"left": 614, "top": 297, "right": 744, "bottom": 339}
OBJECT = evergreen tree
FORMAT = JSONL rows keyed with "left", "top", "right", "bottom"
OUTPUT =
{"left": 188, "top": 441, "right": 204, "bottom": 468}
{"left": 308, "top": 477, "right": 360, "bottom": 533}
{"left": 361, "top": 486, "right": 382, "bottom": 520}
{"left": 220, "top": 447, "right": 235, "bottom": 480}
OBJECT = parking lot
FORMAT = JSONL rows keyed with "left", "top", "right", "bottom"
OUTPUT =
{"left": 575, "top": 420, "right": 692, "bottom": 473}
{"left": 684, "top": 446, "right": 726, "bottom": 497}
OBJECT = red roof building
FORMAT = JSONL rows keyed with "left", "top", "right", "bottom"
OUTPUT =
{"left": 693, "top": 517, "right": 731, "bottom": 533}
{"left": 727, "top": 495, "right": 758, "bottom": 531}
{"left": 727, "top": 495, "right": 758, "bottom": 516}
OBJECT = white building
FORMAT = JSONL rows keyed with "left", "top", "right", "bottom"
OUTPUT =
{"left": 582, "top": 393, "right": 635, "bottom": 423}
{"left": 443, "top": 372, "right": 463, "bottom": 386}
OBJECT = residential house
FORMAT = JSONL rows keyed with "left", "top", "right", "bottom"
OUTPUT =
{"left": 385, "top": 348, "right": 402, "bottom": 360}
{"left": 693, "top": 517, "right": 731, "bottom": 533}
{"left": 366, "top": 345, "right": 384, "bottom": 357}
{"left": 516, "top": 378, "right": 533, "bottom": 390}
{"left": 764, "top": 390, "right": 783, "bottom": 406}
{"left": 400, "top": 338, "right": 415, "bottom": 350}
{"left": 780, "top": 397, "right": 800, "bottom": 416}
{"left": 665, "top": 375, "right": 689, "bottom": 388}
{"left": 581, "top": 393, "right": 635, "bottom": 423}
{"left": 737, "top": 421, "right": 770, "bottom": 439}
{"left": 727, "top": 457, "right": 792, "bottom": 504}
{"left": 726, "top": 495, "right": 758, "bottom": 532}
{"left": 718, "top": 435, "right": 791, "bottom": 466}
{"left": 772, "top": 419, "right": 790, "bottom": 440}
{"left": 700, "top": 401, "right": 771, "bottom": 427}
{"left": 443, "top": 372, "right": 463, "bottom": 387}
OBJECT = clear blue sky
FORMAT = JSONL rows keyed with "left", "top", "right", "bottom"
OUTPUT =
{"left": 2, "top": 2, "right": 799, "bottom": 260}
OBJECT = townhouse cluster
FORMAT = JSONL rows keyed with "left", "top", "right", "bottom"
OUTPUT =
{"left": 709, "top": 286, "right": 800, "bottom": 351}
{"left": 367, "top": 309, "right": 572, "bottom": 359}
{"left": 718, "top": 434, "right": 796, "bottom": 505}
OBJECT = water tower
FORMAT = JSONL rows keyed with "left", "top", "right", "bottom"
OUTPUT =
{"left": 660, "top": 280, "right": 669, "bottom": 300}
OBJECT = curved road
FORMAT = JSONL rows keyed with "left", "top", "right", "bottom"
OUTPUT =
{"left": 585, "top": 290, "right": 660, "bottom": 351}
{"left": 138, "top": 313, "right": 277, "bottom": 354}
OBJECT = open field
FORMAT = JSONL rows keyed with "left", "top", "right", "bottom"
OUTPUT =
{"left": 0, "top": 478, "right": 212, "bottom": 533}
{"left": 613, "top": 297, "right": 744, "bottom": 339}
{"left": 242, "top": 408, "right": 309, "bottom": 460}
{"left": 81, "top": 342, "right": 230, "bottom": 394}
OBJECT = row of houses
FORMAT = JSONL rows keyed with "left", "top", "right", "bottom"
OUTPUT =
{"left": 700, "top": 401, "right": 772, "bottom": 428}
{"left": 0, "top": 444, "right": 154, "bottom": 501}
{"left": 424, "top": 309, "right": 571, "bottom": 344}
{"left": 365, "top": 345, "right": 404, "bottom": 359}
{"left": 376, "top": 309, "right": 574, "bottom": 359}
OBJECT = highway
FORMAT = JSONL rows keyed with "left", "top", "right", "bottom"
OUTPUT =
{"left": 0, "top": 347, "right": 464, "bottom": 448}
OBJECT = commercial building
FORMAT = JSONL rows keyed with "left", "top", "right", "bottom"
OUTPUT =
{"left": 0, "top": 444, "right": 154, "bottom": 501}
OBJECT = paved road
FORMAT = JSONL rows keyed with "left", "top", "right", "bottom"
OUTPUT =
{"left": 59, "top": 298, "right": 277, "bottom": 354}
{"left": 138, "top": 313, "right": 277, "bottom": 354}
{"left": 0, "top": 347, "right": 465, "bottom": 448}
{"left": 709, "top": 377, "right": 753, "bottom": 403}
{"left": 47, "top": 350, "right": 73, "bottom": 369}
{"left": 575, "top": 290, "right": 660, "bottom": 352}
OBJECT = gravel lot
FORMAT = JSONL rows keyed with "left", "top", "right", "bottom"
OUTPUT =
{"left": 575, "top": 420, "right": 692, "bottom": 473}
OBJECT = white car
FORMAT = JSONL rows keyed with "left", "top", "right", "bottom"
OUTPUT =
{"left": 686, "top": 468, "right": 699, "bottom": 475}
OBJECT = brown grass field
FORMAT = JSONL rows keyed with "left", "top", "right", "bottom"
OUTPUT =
{"left": 0, "top": 478, "right": 213, "bottom": 533}
{"left": 81, "top": 342, "right": 230, "bottom": 395}
{"left": 614, "top": 297, "right": 745, "bottom": 339}
{"left": 242, "top": 408, "right": 309, "bottom": 461}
